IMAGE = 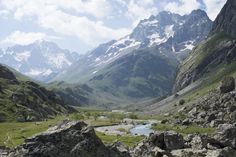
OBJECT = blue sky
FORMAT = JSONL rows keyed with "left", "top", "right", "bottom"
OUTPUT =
{"left": 0, "top": 0, "right": 227, "bottom": 53}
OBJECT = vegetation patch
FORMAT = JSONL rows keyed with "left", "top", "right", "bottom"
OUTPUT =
{"left": 96, "top": 131, "right": 144, "bottom": 147}
{"left": 152, "top": 124, "right": 215, "bottom": 135}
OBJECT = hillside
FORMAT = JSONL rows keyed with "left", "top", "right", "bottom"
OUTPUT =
{"left": 50, "top": 10, "right": 212, "bottom": 107}
{"left": 174, "top": 0, "right": 236, "bottom": 92}
{"left": 84, "top": 47, "right": 179, "bottom": 106}
{"left": 0, "top": 64, "right": 74, "bottom": 122}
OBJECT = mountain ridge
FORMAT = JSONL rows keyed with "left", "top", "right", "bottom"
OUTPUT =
{"left": 0, "top": 40, "right": 79, "bottom": 82}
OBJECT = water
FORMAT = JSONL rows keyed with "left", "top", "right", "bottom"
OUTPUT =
{"left": 130, "top": 123, "right": 154, "bottom": 136}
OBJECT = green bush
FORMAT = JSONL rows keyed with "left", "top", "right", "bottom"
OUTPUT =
{"left": 179, "top": 99, "right": 185, "bottom": 105}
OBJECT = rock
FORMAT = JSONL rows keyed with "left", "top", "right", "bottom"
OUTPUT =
{"left": 164, "top": 113, "right": 170, "bottom": 117}
{"left": 10, "top": 121, "right": 126, "bottom": 157}
{"left": 207, "top": 113, "right": 216, "bottom": 122}
{"left": 190, "top": 135, "right": 209, "bottom": 150}
{"left": 206, "top": 147, "right": 236, "bottom": 157}
{"left": 164, "top": 131, "right": 184, "bottom": 150}
{"left": 188, "top": 107, "right": 198, "bottom": 117}
{"left": 197, "top": 112, "right": 206, "bottom": 119}
{"left": 171, "top": 148, "right": 207, "bottom": 157}
{"left": 148, "top": 132, "right": 165, "bottom": 149}
{"left": 182, "top": 118, "right": 191, "bottom": 125}
{"left": 209, "top": 119, "right": 225, "bottom": 128}
{"left": 109, "top": 142, "right": 130, "bottom": 157}
{"left": 214, "top": 124, "right": 236, "bottom": 149}
{"left": 178, "top": 107, "right": 186, "bottom": 113}
{"left": 160, "top": 119, "right": 169, "bottom": 124}
{"left": 219, "top": 77, "right": 235, "bottom": 93}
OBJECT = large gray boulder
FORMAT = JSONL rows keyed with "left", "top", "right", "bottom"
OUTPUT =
{"left": 214, "top": 124, "right": 236, "bottom": 149}
{"left": 220, "top": 77, "right": 235, "bottom": 93}
{"left": 8, "top": 121, "right": 126, "bottom": 157}
{"left": 164, "top": 131, "right": 185, "bottom": 150}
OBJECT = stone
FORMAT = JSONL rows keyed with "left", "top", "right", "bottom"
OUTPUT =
{"left": 148, "top": 132, "right": 165, "bottom": 149}
{"left": 214, "top": 124, "right": 236, "bottom": 149}
{"left": 182, "top": 118, "right": 191, "bottom": 125}
{"left": 10, "top": 121, "right": 126, "bottom": 157}
{"left": 219, "top": 77, "right": 235, "bottom": 93}
{"left": 188, "top": 107, "right": 198, "bottom": 117}
{"left": 163, "top": 131, "right": 184, "bottom": 150}
{"left": 207, "top": 113, "right": 216, "bottom": 122}
{"left": 206, "top": 147, "right": 236, "bottom": 157}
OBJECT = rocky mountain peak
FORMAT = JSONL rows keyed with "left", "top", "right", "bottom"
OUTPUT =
{"left": 0, "top": 40, "right": 79, "bottom": 82}
{"left": 211, "top": 0, "right": 236, "bottom": 38}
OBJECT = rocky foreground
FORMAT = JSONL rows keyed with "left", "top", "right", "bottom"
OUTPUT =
{"left": 1, "top": 120, "right": 236, "bottom": 157}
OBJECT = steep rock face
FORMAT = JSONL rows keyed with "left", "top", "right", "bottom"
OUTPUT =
{"left": 211, "top": 0, "right": 236, "bottom": 38}
{"left": 0, "top": 64, "right": 74, "bottom": 122}
{"left": 174, "top": 33, "right": 236, "bottom": 91}
{"left": 0, "top": 41, "right": 79, "bottom": 82}
{"left": 174, "top": 0, "right": 236, "bottom": 92}
{"left": 6, "top": 121, "right": 128, "bottom": 157}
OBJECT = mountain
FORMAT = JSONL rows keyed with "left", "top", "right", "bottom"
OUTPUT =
{"left": 0, "top": 64, "right": 74, "bottom": 122}
{"left": 0, "top": 40, "right": 79, "bottom": 82}
{"left": 174, "top": 0, "right": 236, "bottom": 92}
{"left": 53, "top": 10, "right": 212, "bottom": 83}
{"left": 51, "top": 10, "right": 212, "bottom": 106}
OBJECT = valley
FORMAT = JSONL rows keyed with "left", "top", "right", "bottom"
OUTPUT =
{"left": 0, "top": 0, "right": 236, "bottom": 156}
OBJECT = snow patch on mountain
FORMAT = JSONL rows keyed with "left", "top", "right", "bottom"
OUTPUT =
{"left": 14, "top": 51, "right": 31, "bottom": 62}
{"left": 0, "top": 41, "right": 79, "bottom": 82}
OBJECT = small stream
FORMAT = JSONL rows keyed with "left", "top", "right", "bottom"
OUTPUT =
{"left": 95, "top": 120, "right": 156, "bottom": 136}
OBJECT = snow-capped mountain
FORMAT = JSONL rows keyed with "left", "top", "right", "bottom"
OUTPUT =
{"left": 0, "top": 40, "right": 79, "bottom": 82}
{"left": 53, "top": 9, "right": 212, "bottom": 83}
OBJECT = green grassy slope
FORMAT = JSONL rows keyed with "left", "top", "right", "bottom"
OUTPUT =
{"left": 0, "top": 64, "right": 74, "bottom": 122}
{"left": 85, "top": 47, "right": 179, "bottom": 107}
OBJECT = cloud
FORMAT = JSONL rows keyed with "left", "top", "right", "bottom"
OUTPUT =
{"left": 203, "top": 0, "right": 227, "bottom": 20}
{"left": 0, "top": 0, "right": 131, "bottom": 47}
{"left": 164, "top": 0, "right": 201, "bottom": 15}
{"left": 2, "top": 31, "right": 56, "bottom": 45}
{"left": 119, "top": 0, "right": 158, "bottom": 27}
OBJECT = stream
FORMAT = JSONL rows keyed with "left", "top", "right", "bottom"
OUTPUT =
{"left": 95, "top": 120, "right": 156, "bottom": 136}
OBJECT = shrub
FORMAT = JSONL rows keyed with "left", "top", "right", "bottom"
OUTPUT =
{"left": 179, "top": 99, "right": 185, "bottom": 105}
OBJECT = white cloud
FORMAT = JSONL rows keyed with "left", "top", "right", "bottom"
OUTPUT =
{"left": 2, "top": 31, "right": 47, "bottom": 45}
{"left": 0, "top": 0, "right": 131, "bottom": 47}
{"left": 164, "top": 0, "right": 201, "bottom": 15}
{"left": 203, "top": 0, "right": 227, "bottom": 20}
{"left": 123, "top": 0, "right": 158, "bottom": 27}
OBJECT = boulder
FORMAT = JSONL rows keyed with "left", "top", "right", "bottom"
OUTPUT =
{"left": 206, "top": 147, "right": 236, "bottom": 157}
{"left": 214, "top": 124, "right": 236, "bottom": 149}
{"left": 9, "top": 121, "right": 126, "bottom": 157}
{"left": 148, "top": 132, "right": 165, "bottom": 149}
{"left": 219, "top": 77, "right": 235, "bottom": 93}
{"left": 163, "top": 131, "right": 184, "bottom": 150}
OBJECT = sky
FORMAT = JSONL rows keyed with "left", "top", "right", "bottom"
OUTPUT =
{"left": 0, "top": 0, "right": 227, "bottom": 54}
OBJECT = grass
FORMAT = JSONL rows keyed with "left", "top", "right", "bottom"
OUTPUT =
{"left": 0, "top": 108, "right": 138, "bottom": 148}
{"left": 96, "top": 131, "right": 144, "bottom": 147}
{"left": 0, "top": 116, "right": 67, "bottom": 148}
{"left": 116, "top": 128, "right": 129, "bottom": 134}
{"left": 152, "top": 124, "right": 215, "bottom": 135}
